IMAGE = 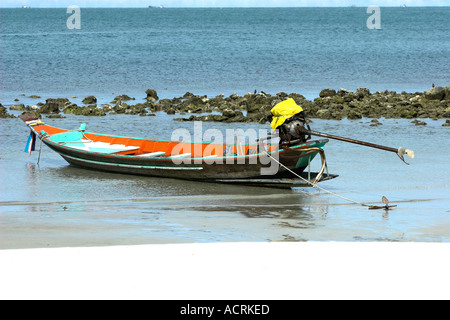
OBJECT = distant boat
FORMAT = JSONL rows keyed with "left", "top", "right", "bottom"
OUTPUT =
{"left": 149, "top": 5, "right": 164, "bottom": 8}
{"left": 22, "top": 5, "right": 31, "bottom": 8}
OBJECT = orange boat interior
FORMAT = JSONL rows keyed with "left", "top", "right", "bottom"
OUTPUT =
{"left": 33, "top": 124, "right": 278, "bottom": 158}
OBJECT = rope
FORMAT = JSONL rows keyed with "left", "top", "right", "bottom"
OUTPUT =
{"left": 37, "top": 137, "right": 43, "bottom": 165}
{"left": 263, "top": 150, "right": 372, "bottom": 208}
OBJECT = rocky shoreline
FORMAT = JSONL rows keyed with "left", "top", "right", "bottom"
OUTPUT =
{"left": 2, "top": 86, "right": 450, "bottom": 126}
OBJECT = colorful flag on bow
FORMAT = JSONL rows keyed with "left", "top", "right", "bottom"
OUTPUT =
{"left": 24, "top": 131, "right": 37, "bottom": 156}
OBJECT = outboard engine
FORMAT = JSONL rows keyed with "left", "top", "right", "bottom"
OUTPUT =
{"left": 278, "top": 111, "right": 311, "bottom": 145}
{"left": 269, "top": 98, "right": 311, "bottom": 145}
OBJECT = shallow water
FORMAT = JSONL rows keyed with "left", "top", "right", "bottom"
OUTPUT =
{"left": 1, "top": 112, "right": 449, "bottom": 248}
{"left": 1, "top": 7, "right": 449, "bottom": 248}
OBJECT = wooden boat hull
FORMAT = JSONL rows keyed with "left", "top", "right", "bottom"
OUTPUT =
{"left": 26, "top": 122, "right": 337, "bottom": 186}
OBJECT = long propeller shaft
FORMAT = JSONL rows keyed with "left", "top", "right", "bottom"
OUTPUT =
{"left": 302, "top": 129, "right": 414, "bottom": 165}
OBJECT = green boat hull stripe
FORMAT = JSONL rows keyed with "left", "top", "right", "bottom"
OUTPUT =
{"left": 61, "top": 154, "right": 204, "bottom": 171}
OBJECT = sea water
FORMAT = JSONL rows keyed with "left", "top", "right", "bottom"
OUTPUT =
{"left": 0, "top": 7, "right": 449, "bottom": 248}
{"left": 1, "top": 7, "right": 449, "bottom": 101}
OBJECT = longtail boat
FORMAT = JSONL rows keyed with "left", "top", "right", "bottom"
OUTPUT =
{"left": 20, "top": 117, "right": 336, "bottom": 188}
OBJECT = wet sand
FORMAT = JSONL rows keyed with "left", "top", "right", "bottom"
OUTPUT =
{"left": 2, "top": 193, "right": 449, "bottom": 249}
{"left": 1, "top": 112, "right": 449, "bottom": 300}
{"left": 1, "top": 242, "right": 449, "bottom": 300}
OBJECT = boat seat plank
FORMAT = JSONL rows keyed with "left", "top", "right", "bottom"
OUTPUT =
{"left": 63, "top": 141, "right": 140, "bottom": 154}
{"left": 170, "top": 153, "right": 192, "bottom": 159}
{"left": 136, "top": 152, "right": 166, "bottom": 158}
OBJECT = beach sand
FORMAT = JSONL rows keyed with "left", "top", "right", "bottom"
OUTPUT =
{"left": 0, "top": 242, "right": 448, "bottom": 300}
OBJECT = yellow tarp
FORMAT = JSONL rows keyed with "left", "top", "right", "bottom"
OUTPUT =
{"left": 270, "top": 98, "right": 303, "bottom": 129}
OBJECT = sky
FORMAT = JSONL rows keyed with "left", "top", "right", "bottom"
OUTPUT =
{"left": 1, "top": 0, "right": 448, "bottom": 7}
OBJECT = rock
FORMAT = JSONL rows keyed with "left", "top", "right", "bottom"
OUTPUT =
{"left": 40, "top": 98, "right": 68, "bottom": 114}
{"left": 64, "top": 104, "right": 105, "bottom": 116}
{"left": 47, "top": 114, "right": 66, "bottom": 119}
{"left": 257, "top": 91, "right": 268, "bottom": 97}
{"left": 183, "top": 92, "right": 195, "bottom": 99}
{"left": 129, "top": 103, "right": 149, "bottom": 115}
{"left": 198, "top": 115, "right": 216, "bottom": 122}
{"left": 244, "top": 94, "right": 272, "bottom": 113}
{"left": 442, "top": 120, "right": 450, "bottom": 127}
{"left": 29, "top": 95, "right": 41, "bottom": 99}
{"left": 329, "top": 95, "right": 345, "bottom": 104}
{"left": 9, "top": 104, "right": 26, "bottom": 111}
{"left": 145, "top": 89, "right": 159, "bottom": 102}
{"left": 62, "top": 102, "right": 78, "bottom": 111}
{"left": 229, "top": 93, "right": 240, "bottom": 100}
{"left": 0, "top": 104, "right": 15, "bottom": 118}
{"left": 113, "top": 94, "right": 135, "bottom": 102}
{"left": 222, "top": 109, "right": 237, "bottom": 118}
{"left": 19, "top": 112, "right": 41, "bottom": 121}
{"left": 319, "top": 88, "right": 337, "bottom": 98}
{"left": 316, "top": 109, "right": 332, "bottom": 119}
{"left": 288, "top": 92, "right": 306, "bottom": 101}
{"left": 186, "top": 106, "right": 203, "bottom": 113}
{"left": 46, "top": 98, "right": 69, "bottom": 107}
{"left": 411, "top": 119, "right": 427, "bottom": 126}
{"left": 183, "top": 95, "right": 206, "bottom": 108}
{"left": 68, "top": 88, "right": 450, "bottom": 122}
{"left": 276, "top": 92, "right": 289, "bottom": 99}
{"left": 369, "top": 119, "right": 382, "bottom": 126}
{"left": 213, "top": 115, "right": 229, "bottom": 122}
{"left": 409, "top": 95, "right": 422, "bottom": 103}
{"left": 347, "top": 110, "right": 362, "bottom": 120}
{"left": 355, "top": 87, "right": 371, "bottom": 100}
{"left": 112, "top": 102, "right": 148, "bottom": 115}
{"left": 337, "top": 88, "right": 353, "bottom": 96}
{"left": 63, "top": 104, "right": 83, "bottom": 115}
{"left": 444, "top": 87, "right": 450, "bottom": 100}
{"left": 83, "top": 106, "right": 106, "bottom": 116}
{"left": 157, "top": 99, "right": 173, "bottom": 110}
{"left": 40, "top": 102, "right": 60, "bottom": 114}
{"left": 425, "top": 87, "right": 445, "bottom": 100}
{"left": 82, "top": 96, "right": 97, "bottom": 104}
{"left": 102, "top": 104, "right": 113, "bottom": 112}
